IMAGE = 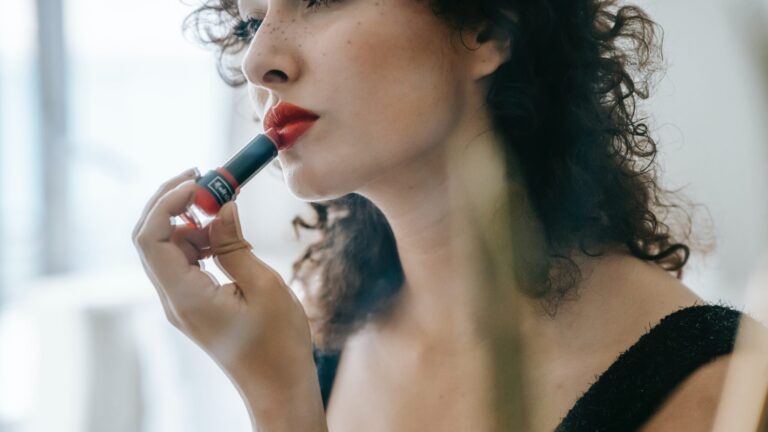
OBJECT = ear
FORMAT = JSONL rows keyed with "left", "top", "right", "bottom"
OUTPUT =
{"left": 464, "top": 20, "right": 515, "bottom": 81}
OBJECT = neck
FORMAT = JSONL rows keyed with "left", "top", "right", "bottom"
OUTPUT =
{"left": 355, "top": 109, "right": 510, "bottom": 350}
{"left": 351, "top": 107, "right": 640, "bottom": 355}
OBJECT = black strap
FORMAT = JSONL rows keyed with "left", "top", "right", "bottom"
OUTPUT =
{"left": 313, "top": 347, "right": 342, "bottom": 410}
{"left": 555, "top": 303, "right": 742, "bottom": 431}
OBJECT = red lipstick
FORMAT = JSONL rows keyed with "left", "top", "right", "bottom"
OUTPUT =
{"left": 178, "top": 128, "right": 281, "bottom": 229}
{"left": 264, "top": 102, "right": 320, "bottom": 151}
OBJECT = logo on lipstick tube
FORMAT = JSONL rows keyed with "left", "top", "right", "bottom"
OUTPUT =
{"left": 206, "top": 176, "right": 235, "bottom": 204}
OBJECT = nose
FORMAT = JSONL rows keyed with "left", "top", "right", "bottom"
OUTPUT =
{"left": 240, "top": 15, "right": 300, "bottom": 89}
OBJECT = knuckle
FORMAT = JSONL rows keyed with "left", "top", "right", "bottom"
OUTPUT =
{"left": 173, "top": 296, "right": 201, "bottom": 325}
{"left": 163, "top": 309, "right": 180, "bottom": 328}
{"left": 135, "top": 230, "right": 151, "bottom": 249}
{"left": 153, "top": 191, "right": 170, "bottom": 208}
{"left": 131, "top": 227, "right": 140, "bottom": 243}
{"left": 156, "top": 187, "right": 184, "bottom": 208}
{"left": 258, "top": 268, "right": 284, "bottom": 288}
{"left": 174, "top": 306, "right": 195, "bottom": 328}
{"left": 131, "top": 226, "right": 143, "bottom": 247}
{"left": 258, "top": 272, "right": 280, "bottom": 289}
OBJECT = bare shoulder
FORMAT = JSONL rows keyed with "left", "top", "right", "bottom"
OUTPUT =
{"left": 639, "top": 354, "right": 732, "bottom": 431}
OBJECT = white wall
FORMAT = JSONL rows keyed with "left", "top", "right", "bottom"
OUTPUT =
{"left": 642, "top": 0, "right": 768, "bottom": 307}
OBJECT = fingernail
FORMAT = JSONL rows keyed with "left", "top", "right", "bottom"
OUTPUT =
{"left": 222, "top": 202, "right": 239, "bottom": 226}
{"left": 183, "top": 167, "right": 200, "bottom": 177}
{"left": 222, "top": 201, "right": 236, "bottom": 218}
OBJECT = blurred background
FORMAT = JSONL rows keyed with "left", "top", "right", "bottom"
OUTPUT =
{"left": 0, "top": 0, "right": 766, "bottom": 431}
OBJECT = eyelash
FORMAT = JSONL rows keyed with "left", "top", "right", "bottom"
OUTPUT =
{"left": 233, "top": 0, "right": 338, "bottom": 41}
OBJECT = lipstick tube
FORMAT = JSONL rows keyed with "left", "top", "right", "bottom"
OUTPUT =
{"left": 179, "top": 129, "right": 279, "bottom": 229}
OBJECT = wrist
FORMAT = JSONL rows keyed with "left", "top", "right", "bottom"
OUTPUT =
{"left": 232, "top": 352, "right": 327, "bottom": 431}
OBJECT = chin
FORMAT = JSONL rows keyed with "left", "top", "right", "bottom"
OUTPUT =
{"left": 282, "top": 168, "right": 351, "bottom": 202}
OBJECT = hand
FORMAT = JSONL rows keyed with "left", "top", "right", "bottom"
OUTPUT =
{"left": 132, "top": 169, "right": 315, "bottom": 393}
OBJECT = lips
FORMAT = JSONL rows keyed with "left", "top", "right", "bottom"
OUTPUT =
{"left": 263, "top": 102, "right": 320, "bottom": 151}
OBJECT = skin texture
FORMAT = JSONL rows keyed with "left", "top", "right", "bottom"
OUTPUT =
{"left": 639, "top": 355, "right": 731, "bottom": 432}
{"left": 231, "top": 0, "right": 729, "bottom": 429}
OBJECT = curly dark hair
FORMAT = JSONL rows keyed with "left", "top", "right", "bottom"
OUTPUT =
{"left": 183, "top": 0, "right": 696, "bottom": 351}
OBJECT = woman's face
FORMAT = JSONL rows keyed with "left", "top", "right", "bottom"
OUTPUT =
{"left": 240, "top": 0, "right": 490, "bottom": 201}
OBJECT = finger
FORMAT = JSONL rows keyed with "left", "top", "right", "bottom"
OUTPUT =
{"left": 138, "top": 181, "right": 207, "bottom": 290}
{"left": 171, "top": 225, "right": 212, "bottom": 265}
{"left": 136, "top": 249, "right": 184, "bottom": 327}
{"left": 209, "top": 202, "right": 284, "bottom": 299}
{"left": 140, "top": 180, "right": 199, "bottom": 244}
{"left": 133, "top": 169, "right": 197, "bottom": 319}
{"left": 132, "top": 167, "right": 200, "bottom": 241}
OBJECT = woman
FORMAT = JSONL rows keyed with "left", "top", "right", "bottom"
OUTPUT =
{"left": 132, "top": 0, "right": 756, "bottom": 430}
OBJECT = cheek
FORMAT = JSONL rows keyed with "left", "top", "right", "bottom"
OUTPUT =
{"left": 329, "top": 10, "right": 463, "bottom": 155}
{"left": 282, "top": 4, "right": 465, "bottom": 200}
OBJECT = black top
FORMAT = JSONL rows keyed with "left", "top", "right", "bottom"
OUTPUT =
{"left": 312, "top": 303, "right": 750, "bottom": 430}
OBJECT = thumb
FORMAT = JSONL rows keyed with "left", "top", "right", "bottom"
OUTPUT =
{"left": 209, "top": 202, "right": 280, "bottom": 292}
